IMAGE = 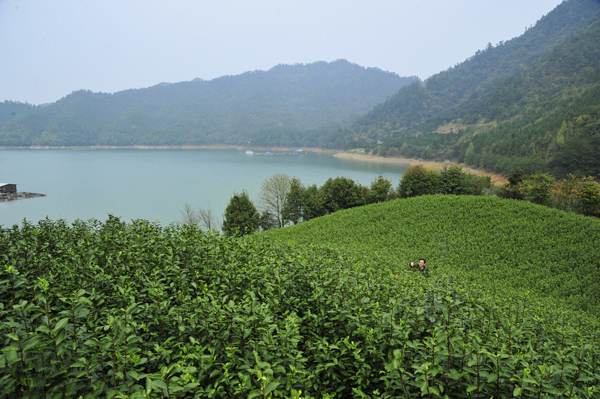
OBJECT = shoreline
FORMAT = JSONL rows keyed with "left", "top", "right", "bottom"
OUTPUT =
{"left": 333, "top": 152, "right": 508, "bottom": 186}
{"left": 0, "top": 144, "right": 338, "bottom": 153}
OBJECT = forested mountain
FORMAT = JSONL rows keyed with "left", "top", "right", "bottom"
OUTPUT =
{"left": 0, "top": 60, "right": 416, "bottom": 147}
{"left": 338, "top": 0, "right": 600, "bottom": 177}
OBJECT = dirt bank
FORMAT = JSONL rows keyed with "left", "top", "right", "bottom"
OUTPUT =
{"left": 333, "top": 152, "right": 508, "bottom": 186}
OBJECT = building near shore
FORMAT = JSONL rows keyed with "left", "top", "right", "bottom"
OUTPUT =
{"left": 0, "top": 183, "right": 17, "bottom": 194}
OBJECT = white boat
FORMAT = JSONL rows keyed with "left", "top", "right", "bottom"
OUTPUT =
{"left": 245, "top": 150, "right": 254, "bottom": 155}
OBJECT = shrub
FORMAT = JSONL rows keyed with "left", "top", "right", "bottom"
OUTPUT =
{"left": 398, "top": 165, "right": 438, "bottom": 197}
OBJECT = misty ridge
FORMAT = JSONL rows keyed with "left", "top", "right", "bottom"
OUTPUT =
{"left": 0, "top": 60, "right": 417, "bottom": 148}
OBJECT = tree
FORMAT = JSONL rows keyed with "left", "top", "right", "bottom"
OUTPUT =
{"left": 520, "top": 173, "right": 556, "bottom": 206}
{"left": 438, "top": 165, "right": 492, "bottom": 196}
{"left": 321, "top": 177, "right": 365, "bottom": 213}
{"left": 222, "top": 191, "right": 259, "bottom": 237}
{"left": 259, "top": 210, "right": 279, "bottom": 231}
{"left": 367, "top": 175, "right": 393, "bottom": 204}
{"left": 508, "top": 168, "right": 524, "bottom": 186}
{"left": 282, "top": 177, "right": 305, "bottom": 225}
{"left": 438, "top": 165, "right": 465, "bottom": 195}
{"left": 498, "top": 168, "right": 525, "bottom": 200}
{"left": 576, "top": 179, "right": 600, "bottom": 217}
{"left": 180, "top": 203, "right": 220, "bottom": 231}
{"left": 198, "top": 203, "right": 220, "bottom": 231}
{"left": 258, "top": 173, "right": 292, "bottom": 229}
{"left": 398, "top": 165, "right": 438, "bottom": 198}
{"left": 554, "top": 174, "right": 580, "bottom": 212}
{"left": 464, "top": 142, "right": 476, "bottom": 164}
{"left": 180, "top": 203, "right": 200, "bottom": 225}
{"left": 302, "top": 184, "right": 327, "bottom": 221}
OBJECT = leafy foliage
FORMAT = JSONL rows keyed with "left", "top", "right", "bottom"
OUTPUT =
{"left": 496, "top": 171, "right": 600, "bottom": 217}
{"left": 366, "top": 175, "right": 395, "bottom": 204}
{"left": 281, "top": 177, "right": 304, "bottom": 226}
{"left": 399, "top": 165, "right": 439, "bottom": 198}
{"left": 279, "top": 175, "right": 398, "bottom": 226}
{"left": 258, "top": 210, "right": 279, "bottom": 232}
{"left": 517, "top": 173, "right": 556, "bottom": 206}
{"left": 320, "top": 177, "right": 366, "bottom": 214}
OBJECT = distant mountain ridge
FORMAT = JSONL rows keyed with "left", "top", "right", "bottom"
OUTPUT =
{"left": 0, "top": 60, "right": 416, "bottom": 147}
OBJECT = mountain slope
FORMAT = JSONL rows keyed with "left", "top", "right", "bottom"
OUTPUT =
{"left": 338, "top": 0, "right": 600, "bottom": 177}
{"left": 381, "top": 16, "right": 600, "bottom": 177}
{"left": 462, "top": 19, "right": 600, "bottom": 177}
{"left": 0, "top": 60, "right": 416, "bottom": 147}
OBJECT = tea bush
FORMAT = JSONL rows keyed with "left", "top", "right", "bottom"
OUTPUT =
{"left": 1, "top": 202, "right": 600, "bottom": 398}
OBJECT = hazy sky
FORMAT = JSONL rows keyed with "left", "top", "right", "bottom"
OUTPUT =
{"left": 1, "top": 0, "right": 563, "bottom": 105}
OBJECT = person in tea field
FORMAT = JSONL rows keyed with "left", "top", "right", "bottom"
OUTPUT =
{"left": 409, "top": 258, "right": 429, "bottom": 277}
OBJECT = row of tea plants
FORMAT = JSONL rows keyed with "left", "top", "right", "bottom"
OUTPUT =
{"left": 1, "top": 212, "right": 600, "bottom": 398}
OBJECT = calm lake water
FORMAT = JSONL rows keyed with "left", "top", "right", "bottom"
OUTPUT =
{"left": 0, "top": 149, "right": 409, "bottom": 228}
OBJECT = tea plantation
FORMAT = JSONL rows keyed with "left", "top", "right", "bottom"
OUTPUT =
{"left": 1, "top": 196, "right": 600, "bottom": 398}
{"left": 266, "top": 195, "right": 600, "bottom": 316}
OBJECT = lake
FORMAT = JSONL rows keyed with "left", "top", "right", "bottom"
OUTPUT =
{"left": 0, "top": 149, "right": 409, "bottom": 228}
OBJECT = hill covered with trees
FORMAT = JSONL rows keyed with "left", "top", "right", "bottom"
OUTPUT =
{"left": 0, "top": 60, "right": 416, "bottom": 148}
{"left": 338, "top": 0, "right": 600, "bottom": 178}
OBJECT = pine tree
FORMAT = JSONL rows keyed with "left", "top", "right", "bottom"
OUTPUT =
{"left": 222, "top": 191, "right": 259, "bottom": 237}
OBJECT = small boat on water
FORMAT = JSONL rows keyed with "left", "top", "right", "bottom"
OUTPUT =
{"left": 244, "top": 149, "right": 304, "bottom": 156}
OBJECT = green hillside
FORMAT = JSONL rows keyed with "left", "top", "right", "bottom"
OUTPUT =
{"left": 0, "top": 60, "right": 416, "bottom": 148}
{"left": 265, "top": 195, "right": 600, "bottom": 316}
{"left": 339, "top": 0, "right": 600, "bottom": 177}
